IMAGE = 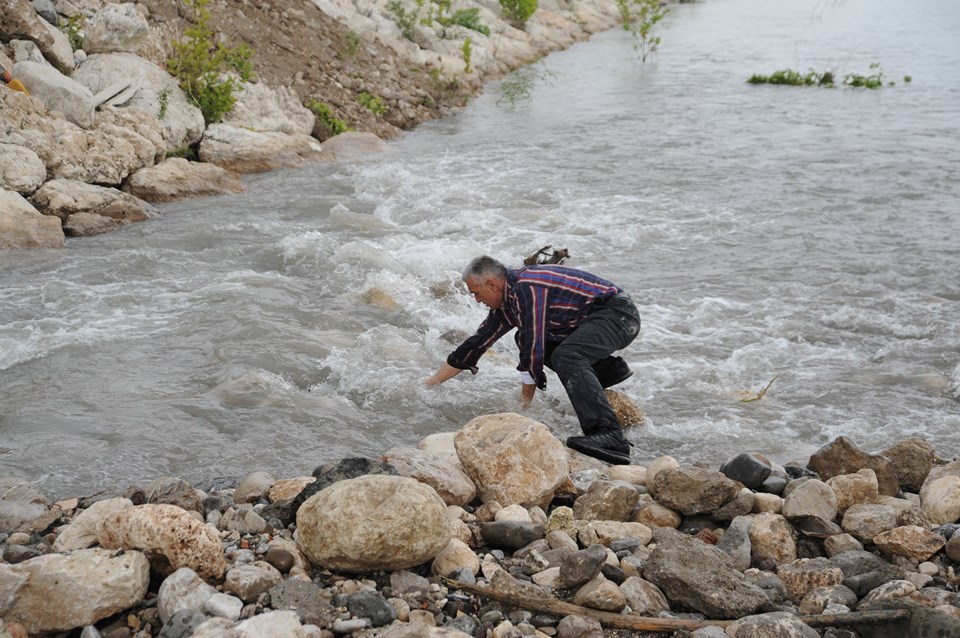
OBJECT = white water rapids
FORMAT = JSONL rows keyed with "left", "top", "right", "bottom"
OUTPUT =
{"left": 2, "top": 0, "right": 959, "bottom": 498}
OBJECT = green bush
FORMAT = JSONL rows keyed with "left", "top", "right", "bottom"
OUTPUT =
{"left": 305, "top": 100, "right": 352, "bottom": 135}
{"left": 499, "top": 0, "right": 537, "bottom": 29}
{"left": 166, "top": 0, "right": 254, "bottom": 124}
{"left": 357, "top": 91, "right": 387, "bottom": 115}
{"left": 449, "top": 8, "right": 490, "bottom": 36}
{"left": 62, "top": 16, "right": 85, "bottom": 52}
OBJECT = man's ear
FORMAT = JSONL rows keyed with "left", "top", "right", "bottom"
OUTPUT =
{"left": 485, "top": 277, "right": 500, "bottom": 291}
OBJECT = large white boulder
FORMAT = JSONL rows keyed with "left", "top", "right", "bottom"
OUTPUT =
{"left": 0, "top": 143, "right": 46, "bottom": 194}
{"left": 223, "top": 80, "right": 315, "bottom": 135}
{"left": 455, "top": 413, "right": 569, "bottom": 509}
{"left": 0, "top": 188, "right": 64, "bottom": 250}
{"left": 0, "top": 548, "right": 149, "bottom": 634}
{"left": 84, "top": 3, "right": 150, "bottom": 54}
{"left": 12, "top": 60, "right": 95, "bottom": 128}
{"left": 199, "top": 124, "right": 331, "bottom": 173}
{"left": 296, "top": 474, "right": 451, "bottom": 573}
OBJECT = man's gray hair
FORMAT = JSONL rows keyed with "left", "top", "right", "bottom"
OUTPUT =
{"left": 462, "top": 255, "right": 507, "bottom": 282}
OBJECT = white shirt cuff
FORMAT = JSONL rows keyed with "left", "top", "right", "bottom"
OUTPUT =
{"left": 519, "top": 371, "right": 536, "bottom": 385}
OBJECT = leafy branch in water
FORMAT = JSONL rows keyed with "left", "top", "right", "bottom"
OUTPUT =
{"left": 748, "top": 63, "right": 902, "bottom": 89}
{"left": 497, "top": 62, "right": 556, "bottom": 106}
{"left": 739, "top": 376, "right": 778, "bottom": 403}
{"left": 617, "top": 0, "right": 668, "bottom": 62}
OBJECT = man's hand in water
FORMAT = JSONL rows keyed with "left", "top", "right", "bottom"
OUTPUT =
{"left": 520, "top": 383, "right": 536, "bottom": 409}
{"left": 426, "top": 362, "right": 461, "bottom": 386}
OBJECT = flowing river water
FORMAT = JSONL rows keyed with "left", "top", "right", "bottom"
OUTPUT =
{"left": 2, "top": 0, "right": 959, "bottom": 498}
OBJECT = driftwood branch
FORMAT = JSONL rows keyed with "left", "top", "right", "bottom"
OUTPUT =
{"left": 442, "top": 578, "right": 912, "bottom": 633}
{"left": 523, "top": 245, "right": 570, "bottom": 266}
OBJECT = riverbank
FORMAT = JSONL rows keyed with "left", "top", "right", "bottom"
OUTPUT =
{"left": 2, "top": 413, "right": 959, "bottom": 637}
{"left": 1, "top": 0, "right": 626, "bottom": 250}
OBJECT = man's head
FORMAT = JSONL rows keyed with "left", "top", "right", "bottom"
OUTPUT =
{"left": 462, "top": 255, "right": 507, "bottom": 310}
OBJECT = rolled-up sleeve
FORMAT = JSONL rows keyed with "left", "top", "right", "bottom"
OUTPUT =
{"left": 447, "top": 310, "right": 513, "bottom": 373}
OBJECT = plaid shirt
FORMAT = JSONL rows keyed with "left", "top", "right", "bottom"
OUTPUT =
{"left": 447, "top": 265, "right": 621, "bottom": 389}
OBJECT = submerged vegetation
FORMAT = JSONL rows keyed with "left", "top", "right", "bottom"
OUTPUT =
{"left": 497, "top": 61, "right": 556, "bottom": 107}
{"left": 748, "top": 63, "right": 903, "bottom": 89}
{"left": 617, "top": 0, "right": 668, "bottom": 62}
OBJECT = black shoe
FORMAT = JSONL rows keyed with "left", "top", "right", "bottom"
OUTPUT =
{"left": 566, "top": 429, "right": 633, "bottom": 465}
{"left": 593, "top": 356, "right": 633, "bottom": 389}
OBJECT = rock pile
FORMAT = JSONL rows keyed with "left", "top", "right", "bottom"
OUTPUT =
{"left": 1, "top": 0, "right": 625, "bottom": 249}
{"left": 2, "top": 416, "right": 959, "bottom": 638}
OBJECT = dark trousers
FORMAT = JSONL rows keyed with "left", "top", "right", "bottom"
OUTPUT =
{"left": 545, "top": 293, "right": 641, "bottom": 436}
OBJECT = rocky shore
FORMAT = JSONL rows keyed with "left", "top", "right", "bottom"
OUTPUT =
{"left": 1, "top": 0, "right": 626, "bottom": 250}
{"left": 2, "top": 406, "right": 960, "bottom": 638}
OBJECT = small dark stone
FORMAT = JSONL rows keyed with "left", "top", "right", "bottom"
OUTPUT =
{"left": 934, "top": 523, "right": 960, "bottom": 539}
{"left": 157, "top": 608, "right": 206, "bottom": 638}
{"left": 719, "top": 453, "right": 772, "bottom": 488}
{"left": 601, "top": 562, "right": 626, "bottom": 585}
{"left": 448, "top": 615, "right": 479, "bottom": 636}
{"left": 390, "top": 570, "right": 431, "bottom": 595}
{"left": 784, "top": 464, "right": 819, "bottom": 480}
{"left": 2, "top": 544, "right": 42, "bottom": 564}
{"left": 480, "top": 609, "right": 503, "bottom": 624}
{"left": 480, "top": 522, "right": 545, "bottom": 551}
{"left": 124, "top": 485, "right": 147, "bottom": 505}
{"left": 261, "top": 500, "right": 293, "bottom": 526}
{"left": 677, "top": 515, "right": 715, "bottom": 535}
{"left": 530, "top": 614, "right": 560, "bottom": 628}
{"left": 609, "top": 538, "right": 641, "bottom": 553}
{"left": 265, "top": 548, "right": 295, "bottom": 574}
{"left": 843, "top": 567, "right": 904, "bottom": 598}
{"left": 346, "top": 589, "right": 397, "bottom": 628}
{"left": 757, "top": 475, "right": 788, "bottom": 495}
{"left": 558, "top": 543, "right": 607, "bottom": 589}
{"left": 796, "top": 537, "right": 824, "bottom": 559}
{"left": 203, "top": 494, "right": 233, "bottom": 516}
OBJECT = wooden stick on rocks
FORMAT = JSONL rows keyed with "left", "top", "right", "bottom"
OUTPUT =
{"left": 442, "top": 578, "right": 912, "bottom": 633}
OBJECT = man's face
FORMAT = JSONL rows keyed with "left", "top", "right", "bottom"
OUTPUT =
{"left": 466, "top": 275, "right": 503, "bottom": 310}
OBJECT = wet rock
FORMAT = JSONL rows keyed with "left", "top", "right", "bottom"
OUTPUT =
{"left": 775, "top": 557, "right": 845, "bottom": 603}
{"left": 481, "top": 521, "right": 545, "bottom": 551}
{"left": 198, "top": 123, "right": 331, "bottom": 173}
{"left": 619, "top": 576, "right": 670, "bottom": 614}
{"left": 269, "top": 579, "right": 335, "bottom": 626}
{"left": 720, "top": 453, "right": 772, "bottom": 489}
{"left": 644, "top": 528, "right": 768, "bottom": 619}
{"left": 920, "top": 476, "right": 960, "bottom": 525}
{"left": 572, "top": 480, "right": 639, "bottom": 522}
{"left": 0, "top": 478, "right": 51, "bottom": 534}
{"left": 881, "top": 436, "right": 936, "bottom": 493}
{"left": 806, "top": 436, "right": 900, "bottom": 496}
{"left": 872, "top": 525, "right": 946, "bottom": 561}
{"left": 0, "top": 189, "right": 65, "bottom": 249}
{"left": 0, "top": 548, "right": 149, "bottom": 635}
{"left": 826, "top": 469, "right": 879, "bottom": 516}
{"left": 840, "top": 503, "right": 897, "bottom": 543}
{"left": 223, "top": 561, "right": 282, "bottom": 603}
{"left": 233, "top": 471, "right": 276, "bottom": 504}
{"left": 726, "top": 611, "right": 819, "bottom": 638}
{"left": 30, "top": 179, "right": 156, "bottom": 224}
{"left": 748, "top": 512, "right": 797, "bottom": 565}
{"left": 604, "top": 389, "right": 645, "bottom": 427}
{"left": 381, "top": 446, "right": 477, "bottom": 507}
{"left": 296, "top": 474, "right": 450, "bottom": 572}
{"left": 782, "top": 479, "right": 838, "bottom": 521}
{"left": 53, "top": 498, "right": 133, "bottom": 552}
{"left": 97, "top": 504, "right": 227, "bottom": 582}
{"left": 652, "top": 466, "right": 739, "bottom": 515}
{"left": 455, "top": 413, "right": 569, "bottom": 509}
{"left": 320, "top": 131, "right": 390, "bottom": 162}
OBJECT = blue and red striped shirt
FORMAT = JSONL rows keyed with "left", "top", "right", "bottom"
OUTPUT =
{"left": 447, "top": 265, "right": 621, "bottom": 389}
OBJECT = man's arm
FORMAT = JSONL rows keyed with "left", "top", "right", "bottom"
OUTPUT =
{"left": 425, "top": 363, "right": 462, "bottom": 386}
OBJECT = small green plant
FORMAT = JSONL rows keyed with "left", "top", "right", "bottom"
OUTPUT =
{"left": 357, "top": 91, "right": 386, "bottom": 115}
{"left": 305, "top": 99, "right": 352, "bottom": 135}
{"left": 497, "top": 61, "right": 555, "bottom": 106}
{"left": 617, "top": 0, "right": 667, "bottom": 62}
{"left": 62, "top": 16, "right": 85, "bottom": 52}
{"left": 843, "top": 62, "right": 886, "bottom": 89}
{"left": 165, "top": 146, "right": 197, "bottom": 160}
{"left": 461, "top": 37, "right": 473, "bottom": 74}
{"left": 167, "top": 0, "right": 254, "bottom": 124}
{"left": 499, "top": 0, "right": 537, "bottom": 29}
{"left": 343, "top": 30, "right": 361, "bottom": 58}
{"left": 448, "top": 8, "right": 490, "bottom": 36}
{"left": 388, "top": 0, "right": 421, "bottom": 40}
{"left": 903, "top": 75, "right": 912, "bottom": 83}
{"left": 157, "top": 87, "right": 171, "bottom": 119}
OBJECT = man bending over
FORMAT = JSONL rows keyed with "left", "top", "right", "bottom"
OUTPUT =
{"left": 426, "top": 255, "right": 641, "bottom": 464}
